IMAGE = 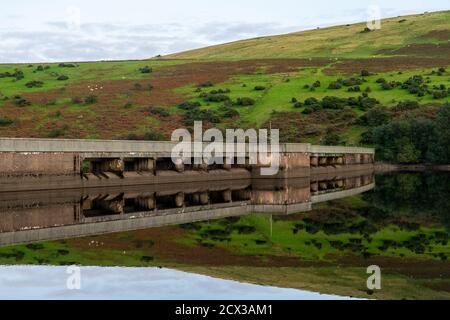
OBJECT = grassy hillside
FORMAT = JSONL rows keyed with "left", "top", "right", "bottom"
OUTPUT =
{"left": 167, "top": 11, "right": 450, "bottom": 60}
{"left": 0, "top": 11, "right": 449, "bottom": 162}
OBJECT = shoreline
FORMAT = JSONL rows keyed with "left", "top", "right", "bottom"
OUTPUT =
{"left": 375, "top": 163, "right": 450, "bottom": 173}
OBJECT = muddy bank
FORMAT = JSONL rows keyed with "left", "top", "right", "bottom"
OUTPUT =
{"left": 375, "top": 162, "right": 450, "bottom": 173}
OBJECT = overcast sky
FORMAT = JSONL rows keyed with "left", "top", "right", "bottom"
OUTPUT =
{"left": 1, "top": 0, "right": 448, "bottom": 63}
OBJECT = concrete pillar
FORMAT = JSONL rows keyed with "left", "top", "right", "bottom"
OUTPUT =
{"left": 137, "top": 158, "right": 154, "bottom": 172}
{"left": 175, "top": 192, "right": 185, "bottom": 207}
{"left": 310, "top": 156, "right": 319, "bottom": 167}
{"left": 355, "top": 154, "right": 362, "bottom": 164}
{"left": 222, "top": 190, "right": 232, "bottom": 203}
{"left": 199, "top": 192, "right": 209, "bottom": 205}
{"left": 136, "top": 196, "right": 155, "bottom": 210}
{"left": 223, "top": 157, "right": 233, "bottom": 170}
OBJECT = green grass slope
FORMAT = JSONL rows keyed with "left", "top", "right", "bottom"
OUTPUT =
{"left": 167, "top": 11, "right": 450, "bottom": 60}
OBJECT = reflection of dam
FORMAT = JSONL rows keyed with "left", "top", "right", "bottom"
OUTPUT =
{"left": 0, "top": 171, "right": 375, "bottom": 246}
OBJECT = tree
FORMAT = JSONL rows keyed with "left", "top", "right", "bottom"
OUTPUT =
{"left": 322, "top": 130, "right": 342, "bottom": 146}
{"left": 430, "top": 104, "right": 450, "bottom": 163}
{"left": 396, "top": 141, "right": 421, "bottom": 164}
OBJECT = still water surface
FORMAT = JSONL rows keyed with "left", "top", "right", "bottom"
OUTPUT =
{"left": 0, "top": 171, "right": 448, "bottom": 299}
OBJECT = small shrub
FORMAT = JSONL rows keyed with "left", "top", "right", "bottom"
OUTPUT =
{"left": 198, "top": 81, "right": 214, "bottom": 88}
{"left": 13, "top": 96, "right": 31, "bottom": 107}
{"left": 304, "top": 97, "right": 319, "bottom": 106}
{"left": 348, "top": 86, "right": 361, "bottom": 92}
{"left": 178, "top": 101, "right": 201, "bottom": 110}
{"left": 123, "top": 102, "right": 133, "bottom": 109}
{"left": 148, "top": 106, "right": 170, "bottom": 117}
{"left": 202, "top": 93, "right": 230, "bottom": 103}
{"left": 57, "top": 249, "right": 70, "bottom": 256}
{"left": 312, "top": 80, "right": 321, "bottom": 88}
{"left": 26, "top": 243, "right": 45, "bottom": 251}
{"left": 141, "top": 256, "right": 154, "bottom": 262}
{"left": 48, "top": 126, "right": 69, "bottom": 138}
{"left": 394, "top": 100, "right": 419, "bottom": 112}
{"left": 143, "top": 131, "right": 165, "bottom": 141}
{"left": 254, "top": 85, "right": 266, "bottom": 91}
{"left": 220, "top": 106, "right": 240, "bottom": 118}
{"left": 25, "top": 80, "right": 43, "bottom": 88}
{"left": 58, "top": 63, "right": 76, "bottom": 68}
{"left": 209, "top": 88, "right": 230, "bottom": 94}
{"left": 291, "top": 97, "right": 298, "bottom": 103}
{"left": 235, "top": 97, "right": 255, "bottom": 106}
{"left": 84, "top": 95, "right": 98, "bottom": 104}
{"left": 322, "top": 130, "right": 342, "bottom": 146}
{"left": 139, "top": 66, "right": 153, "bottom": 74}
{"left": 361, "top": 70, "right": 370, "bottom": 77}
{"left": 57, "top": 75, "right": 69, "bottom": 81}
{"left": 432, "top": 90, "right": 448, "bottom": 99}
{"left": 0, "top": 117, "right": 14, "bottom": 126}
{"left": 328, "top": 81, "right": 342, "bottom": 89}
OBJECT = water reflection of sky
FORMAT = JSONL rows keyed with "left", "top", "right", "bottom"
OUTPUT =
{"left": 0, "top": 266, "right": 355, "bottom": 300}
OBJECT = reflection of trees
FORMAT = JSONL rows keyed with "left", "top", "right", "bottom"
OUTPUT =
{"left": 363, "top": 172, "right": 450, "bottom": 228}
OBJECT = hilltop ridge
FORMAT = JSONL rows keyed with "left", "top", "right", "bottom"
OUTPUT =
{"left": 166, "top": 11, "right": 450, "bottom": 60}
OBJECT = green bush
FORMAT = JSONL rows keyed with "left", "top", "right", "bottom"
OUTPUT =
{"left": 139, "top": 66, "right": 153, "bottom": 74}
{"left": 25, "top": 80, "right": 43, "bottom": 88}
{"left": 312, "top": 80, "right": 321, "bottom": 88}
{"left": 178, "top": 101, "right": 201, "bottom": 110}
{"left": 48, "top": 125, "right": 69, "bottom": 138}
{"left": 198, "top": 81, "right": 214, "bottom": 88}
{"left": 304, "top": 97, "right": 319, "bottom": 106}
{"left": 328, "top": 81, "right": 342, "bottom": 89}
{"left": 322, "top": 130, "right": 342, "bottom": 146}
{"left": 0, "top": 117, "right": 14, "bottom": 126}
{"left": 235, "top": 97, "right": 255, "bottom": 106}
{"left": 393, "top": 100, "right": 419, "bottom": 112}
{"left": 201, "top": 93, "right": 230, "bottom": 102}
{"left": 58, "top": 63, "right": 76, "bottom": 68}
{"left": 148, "top": 106, "right": 170, "bottom": 117}
{"left": 84, "top": 95, "right": 98, "bottom": 104}
{"left": 13, "top": 96, "right": 31, "bottom": 107}
{"left": 57, "top": 75, "right": 69, "bottom": 81}
{"left": 254, "top": 86, "right": 266, "bottom": 91}
{"left": 144, "top": 131, "right": 165, "bottom": 141}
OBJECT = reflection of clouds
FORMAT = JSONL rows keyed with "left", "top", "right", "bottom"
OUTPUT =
{"left": 0, "top": 266, "right": 356, "bottom": 300}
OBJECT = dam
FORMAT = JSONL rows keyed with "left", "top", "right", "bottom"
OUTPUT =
{"left": 0, "top": 138, "right": 374, "bottom": 192}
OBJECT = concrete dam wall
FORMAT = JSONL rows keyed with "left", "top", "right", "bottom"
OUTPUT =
{"left": 0, "top": 138, "right": 375, "bottom": 192}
